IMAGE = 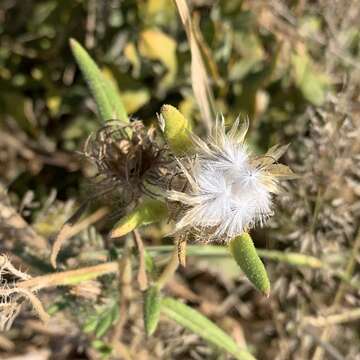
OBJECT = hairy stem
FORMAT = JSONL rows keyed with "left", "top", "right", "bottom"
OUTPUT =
{"left": 18, "top": 262, "right": 118, "bottom": 291}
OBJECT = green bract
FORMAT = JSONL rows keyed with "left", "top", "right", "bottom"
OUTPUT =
{"left": 160, "top": 104, "right": 193, "bottom": 155}
{"left": 229, "top": 233, "right": 270, "bottom": 296}
{"left": 110, "top": 199, "right": 168, "bottom": 238}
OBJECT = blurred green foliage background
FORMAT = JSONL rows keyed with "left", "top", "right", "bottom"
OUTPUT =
{"left": 1, "top": 0, "right": 345, "bottom": 196}
{"left": 1, "top": 1, "right": 360, "bottom": 359}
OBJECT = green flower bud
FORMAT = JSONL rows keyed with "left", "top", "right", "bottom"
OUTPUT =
{"left": 229, "top": 233, "right": 270, "bottom": 296}
{"left": 160, "top": 104, "right": 193, "bottom": 155}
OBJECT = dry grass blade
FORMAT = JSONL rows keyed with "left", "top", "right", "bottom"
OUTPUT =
{"left": 156, "top": 247, "right": 179, "bottom": 290}
{"left": 50, "top": 205, "right": 109, "bottom": 268}
{"left": 0, "top": 334, "right": 15, "bottom": 351}
{"left": 0, "top": 187, "right": 48, "bottom": 251}
{"left": 18, "top": 262, "right": 119, "bottom": 291}
{"left": 304, "top": 327, "right": 345, "bottom": 360}
{"left": 312, "top": 227, "right": 360, "bottom": 360}
{"left": 0, "top": 302, "right": 21, "bottom": 332}
{"left": 0, "top": 255, "right": 50, "bottom": 328}
{"left": 15, "top": 288, "right": 50, "bottom": 324}
{"left": 303, "top": 308, "right": 360, "bottom": 327}
{"left": 174, "top": 0, "right": 215, "bottom": 133}
{"left": 111, "top": 244, "right": 132, "bottom": 344}
{"left": 0, "top": 255, "right": 31, "bottom": 281}
{"left": 0, "top": 258, "right": 120, "bottom": 330}
{"left": 177, "top": 234, "right": 187, "bottom": 267}
{"left": 0, "top": 289, "right": 49, "bottom": 328}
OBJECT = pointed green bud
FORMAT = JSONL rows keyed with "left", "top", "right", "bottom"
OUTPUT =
{"left": 143, "top": 285, "right": 162, "bottom": 336}
{"left": 160, "top": 104, "right": 193, "bottom": 155}
{"left": 110, "top": 199, "right": 168, "bottom": 238}
{"left": 229, "top": 233, "right": 270, "bottom": 297}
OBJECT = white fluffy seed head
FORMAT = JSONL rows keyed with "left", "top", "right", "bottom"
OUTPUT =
{"left": 168, "top": 116, "right": 293, "bottom": 243}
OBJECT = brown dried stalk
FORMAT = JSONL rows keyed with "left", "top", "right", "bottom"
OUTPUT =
{"left": 132, "top": 229, "right": 148, "bottom": 291}
{"left": 0, "top": 258, "right": 120, "bottom": 330}
{"left": 156, "top": 246, "right": 179, "bottom": 290}
{"left": 0, "top": 255, "right": 50, "bottom": 330}
{"left": 111, "top": 243, "right": 132, "bottom": 344}
{"left": 312, "top": 226, "right": 360, "bottom": 360}
{"left": 0, "top": 186, "right": 48, "bottom": 251}
{"left": 18, "top": 262, "right": 119, "bottom": 291}
{"left": 174, "top": 0, "right": 215, "bottom": 133}
{"left": 50, "top": 206, "right": 109, "bottom": 268}
{"left": 304, "top": 308, "right": 360, "bottom": 328}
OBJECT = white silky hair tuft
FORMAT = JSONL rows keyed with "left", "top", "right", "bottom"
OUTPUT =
{"left": 169, "top": 116, "right": 276, "bottom": 242}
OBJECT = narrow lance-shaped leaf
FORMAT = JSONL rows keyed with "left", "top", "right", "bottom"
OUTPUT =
{"left": 102, "top": 76, "right": 128, "bottom": 122}
{"left": 162, "top": 297, "right": 256, "bottom": 360}
{"left": 95, "top": 306, "right": 118, "bottom": 338}
{"left": 229, "top": 233, "right": 270, "bottom": 296}
{"left": 110, "top": 199, "right": 168, "bottom": 238}
{"left": 83, "top": 302, "right": 119, "bottom": 338}
{"left": 143, "top": 285, "right": 162, "bottom": 336}
{"left": 160, "top": 104, "right": 193, "bottom": 155}
{"left": 69, "top": 38, "right": 127, "bottom": 122}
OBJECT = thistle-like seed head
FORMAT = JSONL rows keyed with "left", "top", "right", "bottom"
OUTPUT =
{"left": 82, "top": 120, "right": 173, "bottom": 207}
{"left": 168, "top": 116, "right": 295, "bottom": 243}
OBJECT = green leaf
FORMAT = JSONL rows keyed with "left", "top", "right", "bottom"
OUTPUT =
{"left": 91, "top": 340, "right": 113, "bottom": 356}
{"left": 143, "top": 285, "right": 162, "bottom": 336}
{"left": 237, "top": 44, "right": 281, "bottom": 119}
{"left": 229, "top": 233, "right": 270, "bottom": 296}
{"left": 144, "top": 249, "right": 157, "bottom": 274}
{"left": 110, "top": 199, "right": 168, "bottom": 238}
{"left": 96, "top": 304, "right": 119, "bottom": 338}
{"left": 160, "top": 104, "right": 193, "bottom": 155}
{"left": 102, "top": 74, "right": 128, "bottom": 122}
{"left": 162, "top": 297, "right": 256, "bottom": 360}
{"left": 138, "top": 28, "right": 177, "bottom": 89}
{"left": 291, "top": 52, "right": 329, "bottom": 106}
{"left": 83, "top": 315, "right": 100, "bottom": 334}
{"left": 83, "top": 303, "right": 119, "bottom": 338}
{"left": 121, "top": 88, "right": 150, "bottom": 113}
{"left": 69, "top": 38, "right": 127, "bottom": 122}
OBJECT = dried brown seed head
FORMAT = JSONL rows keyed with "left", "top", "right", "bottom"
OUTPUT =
{"left": 82, "top": 120, "right": 174, "bottom": 208}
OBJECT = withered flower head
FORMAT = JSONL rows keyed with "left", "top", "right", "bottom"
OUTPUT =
{"left": 83, "top": 120, "right": 172, "bottom": 207}
{"left": 168, "top": 116, "right": 295, "bottom": 243}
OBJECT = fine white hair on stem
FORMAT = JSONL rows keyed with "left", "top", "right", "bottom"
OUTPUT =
{"left": 168, "top": 115, "right": 294, "bottom": 243}
{"left": 0, "top": 254, "right": 49, "bottom": 330}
